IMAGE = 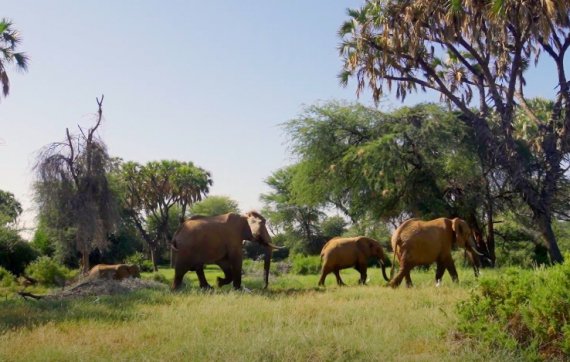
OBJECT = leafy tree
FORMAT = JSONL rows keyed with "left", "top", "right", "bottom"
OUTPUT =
{"left": 0, "top": 190, "right": 22, "bottom": 225}
{"left": 0, "top": 18, "right": 28, "bottom": 100}
{"left": 261, "top": 166, "right": 326, "bottom": 254}
{"left": 339, "top": 1, "right": 570, "bottom": 263}
{"left": 320, "top": 215, "right": 347, "bottom": 241}
{"left": 190, "top": 195, "right": 240, "bottom": 216}
{"left": 0, "top": 227, "right": 38, "bottom": 275}
{"left": 34, "top": 96, "right": 118, "bottom": 273}
{"left": 118, "top": 160, "right": 212, "bottom": 270}
{"left": 286, "top": 102, "right": 483, "bottom": 222}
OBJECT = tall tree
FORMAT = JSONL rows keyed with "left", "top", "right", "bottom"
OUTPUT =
{"left": 118, "top": 160, "right": 212, "bottom": 271}
{"left": 339, "top": 1, "right": 570, "bottom": 263}
{"left": 261, "top": 166, "right": 326, "bottom": 254}
{"left": 190, "top": 195, "right": 240, "bottom": 216}
{"left": 34, "top": 96, "right": 118, "bottom": 273}
{"left": 0, "top": 18, "right": 28, "bottom": 100}
{"left": 0, "top": 190, "right": 22, "bottom": 225}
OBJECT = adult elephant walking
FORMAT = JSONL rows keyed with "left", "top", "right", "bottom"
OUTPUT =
{"left": 389, "top": 217, "right": 481, "bottom": 288}
{"left": 171, "top": 211, "right": 280, "bottom": 290}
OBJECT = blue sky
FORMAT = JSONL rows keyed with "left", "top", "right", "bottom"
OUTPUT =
{"left": 0, "top": 1, "right": 562, "bottom": 234}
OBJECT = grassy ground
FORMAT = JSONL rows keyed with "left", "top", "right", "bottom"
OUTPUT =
{"left": 0, "top": 265, "right": 514, "bottom": 361}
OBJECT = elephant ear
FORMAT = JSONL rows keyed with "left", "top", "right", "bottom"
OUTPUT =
{"left": 241, "top": 215, "right": 255, "bottom": 241}
{"left": 356, "top": 237, "right": 372, "bottom": 254}
{"left": 451, "top": 218, "right": 466, "bottom": 247}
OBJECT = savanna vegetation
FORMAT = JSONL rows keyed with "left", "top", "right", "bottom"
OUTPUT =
{"left": 2, "top": 1, "right": 570, "bottom": 361}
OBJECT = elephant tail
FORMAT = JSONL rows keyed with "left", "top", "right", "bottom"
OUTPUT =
{"left": 389, "top": 243, "right": 398, "bottom": 281}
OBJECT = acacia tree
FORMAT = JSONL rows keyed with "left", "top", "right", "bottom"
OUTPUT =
{"left": 35, "top": 96, "right": 118, "bottom": 273}
{"left": 119, "top": 160, "right": 212, "bottom": 271}
{"left": 340, "top": 1, "right": 570, "bottom": 262}
{"left": 0, "top": 18, "right": 28, "bottom": 100}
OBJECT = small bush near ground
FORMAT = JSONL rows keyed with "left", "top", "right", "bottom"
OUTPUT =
{"left": 24, "top": 256, "right": 75, "bottom": 286}
{"left": 0, "top": 266, "right": 17, "bottom": 288}
{"left": 457, "top": 256, "right": 570, "bottom": 361}
{"left": 290, "top": 254, "right": 321, "bottom": 275}
{"left": 125, "top": 252, "right": 154, "bottom": 272}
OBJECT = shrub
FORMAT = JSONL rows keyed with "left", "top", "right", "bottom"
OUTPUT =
{"left": 0, "top": 266, "right": 16, "bottom": 288}
{"left": 125, "top": 252, "right": 154, "bottom": 272}
{"left": 24, "top": 256, "right": 74, "bottom": 286}
{"left": 290, "top": 254, "right": 321, "bottom": 275}
{"left": 457, "top": 257, "right": 570, "bottom": 360}
{"left": 0, "top": 227, "right": 39, "bottom": 275}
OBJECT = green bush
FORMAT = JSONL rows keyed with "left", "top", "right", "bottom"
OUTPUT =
{"left": 290, "top": 254, "right": 321, "bottom": 275}
{"left": 0, "top": 266, "right": 17, "bottom": 288}
{"left": 24, "top": 256, "right": 75, "bottom": 286}
{"left": 457, "top": 257, "right": 570, "bottom": 361}
{"left": 125, "top": 252, "right": 154, "bottom": 272}
{"left": 0, "top": 227, "right": 39, "bottom": 275}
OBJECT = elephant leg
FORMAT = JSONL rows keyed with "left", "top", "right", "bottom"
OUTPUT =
{"left": 356, "top": 263, "right": 368, "bottom": 285}
{"left": 318, "top": 265, "right": 330, "bottom": 287}
{"left": 231, "top": 259, "right": 242, "bottom": 290}
{"left": 333, "top": 270, "right": 346, "bottom": 286}
{"left": 435, "top": 261, "right": 446, "bottom": 287}
{"left": 446, "top": 261, "right": 459, "bottom": 283}
{"left": 195, "top": 266, "right": 212, "bottom": 289}
{"left": 172, "top": 267, "right": 187, "bottom": 290}
{"left": 216, "top": 261, "right": 233, "bottom": 287}
{"left": 390, "top": 263, "right": 413, "bottom": 288}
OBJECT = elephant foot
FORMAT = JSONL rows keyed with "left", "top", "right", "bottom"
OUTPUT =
{"left": 200, "top": 284, "right": 213, "bottom": 290}
{"left": 216, "top": 277, "right": 229, "bottom": 287}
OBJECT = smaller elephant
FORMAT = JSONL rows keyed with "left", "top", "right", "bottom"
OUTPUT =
{"left": 318, "top": 236, "right": 390, "bottom": 286}
{"left": 88, "top": 264, "right": 140, "bottom": 281}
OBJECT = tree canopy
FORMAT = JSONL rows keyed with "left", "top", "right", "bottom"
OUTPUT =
{"left": 190, "top": 195, "right": 240, "bottom": 217}
{"left": 117, "top": 159, "right": 212, "bottom": 270}
{"left": 339, "top": 0, "right": 570, "bottom": 262}
{"left": 34, "top": 97, "right": 117, "bottom": 273}
{"left": 0, "top": 18, "right": 28, "bottom": 100}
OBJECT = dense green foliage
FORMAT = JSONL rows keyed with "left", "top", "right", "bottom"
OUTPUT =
{"left": 24, "top": 256, "right": 75, "bottom": 286}
{"left": 0, "top": 266, "right": 17, "bottom": 288}
{"left": 0, "top": 227, "right": 38, "bottom": 275}
{"left": 457, "top": 258, "right": 570, "bottom": 360}
{"left": 290, "top": 254, "right": 321, "bottom": 275}
{"left": 190, "top": 195, "right": 240, "bottom": 216}
{"left": 124, "top": 252, "right": 154, "bottom": 273}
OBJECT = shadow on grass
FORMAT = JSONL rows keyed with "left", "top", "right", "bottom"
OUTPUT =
{"left": 0, "top": 288, "right": 170, "bottom": 334}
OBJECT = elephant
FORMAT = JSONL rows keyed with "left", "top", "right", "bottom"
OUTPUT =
{"left": 171, "top": 211, "right": 280, "bottom": 290}
{"left": 318, "top": 236, "right": 390, "bottom": 287}
{"left": 388, "top": 217, "right": 482, "bottom": 288}
{"left": 88, "top": 264, "right": 140, "bottom": 281}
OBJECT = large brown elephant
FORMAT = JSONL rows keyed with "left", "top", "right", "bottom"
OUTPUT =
{"left": 389, "top": 217, "right": 482, "bottom": 288}
{"left": 88, "top": 264, "right": 140, "bottom": 280}
{"left": 318, "top": 236, "right": 390, "bottom": 287}
{"left": 171, "top": 211, "right": 279, "bottom": 290}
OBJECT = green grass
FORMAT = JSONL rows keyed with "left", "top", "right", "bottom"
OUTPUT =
{"left": 0, "top": 265, "right": 516, "bottom": 361}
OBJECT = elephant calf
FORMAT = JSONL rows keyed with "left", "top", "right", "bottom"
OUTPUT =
{"left": 318, "top": 236, "right": 389, "bottom": 287}
{"left": 88, "top": 264, "right": 140, "bottom": 281}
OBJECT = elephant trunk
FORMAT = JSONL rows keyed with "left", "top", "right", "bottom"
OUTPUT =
{"left": 380, "top": 258, "right": 390, "bottom": 282}
{"left": 263, "top": 246, "right": 272, "bottom": 289}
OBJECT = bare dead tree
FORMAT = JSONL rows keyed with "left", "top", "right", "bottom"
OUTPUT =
{"left": 34, "top": 95, "right": 118, "bottom": 273}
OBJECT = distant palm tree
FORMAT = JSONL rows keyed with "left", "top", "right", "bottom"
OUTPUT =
{"left": 0, "top": 18, "right": 28, "bottom": 99}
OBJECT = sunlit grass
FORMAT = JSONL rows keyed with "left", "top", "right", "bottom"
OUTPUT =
{"left": 0, "top": 265, "right": 514, "bottom": 361}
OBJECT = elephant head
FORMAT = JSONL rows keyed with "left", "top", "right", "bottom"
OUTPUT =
{"left": 451, "top": 218, "right": 482, "bottom": 277}
{"left": 359, "top": 237, "right": 390, "bottom": 282}
{"left": 244, "top": 211, "right": 280, "bottom": 289}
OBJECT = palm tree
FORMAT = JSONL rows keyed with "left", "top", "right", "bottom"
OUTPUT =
{"left": 0, "top": 18, "right": 28, "bottom": 99}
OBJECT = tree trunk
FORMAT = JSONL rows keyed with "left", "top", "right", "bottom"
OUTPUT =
{"left": 486, "top": 204, "right": 496, "bottom": 266}
{"left": 150, "top": 246, "right": 159, "bottom": 272}
{"left": 535, "top": 212, "right": 564, "bottom": 264}
{"left": 81, "top": 245, "right": 90, "bottom": 274}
